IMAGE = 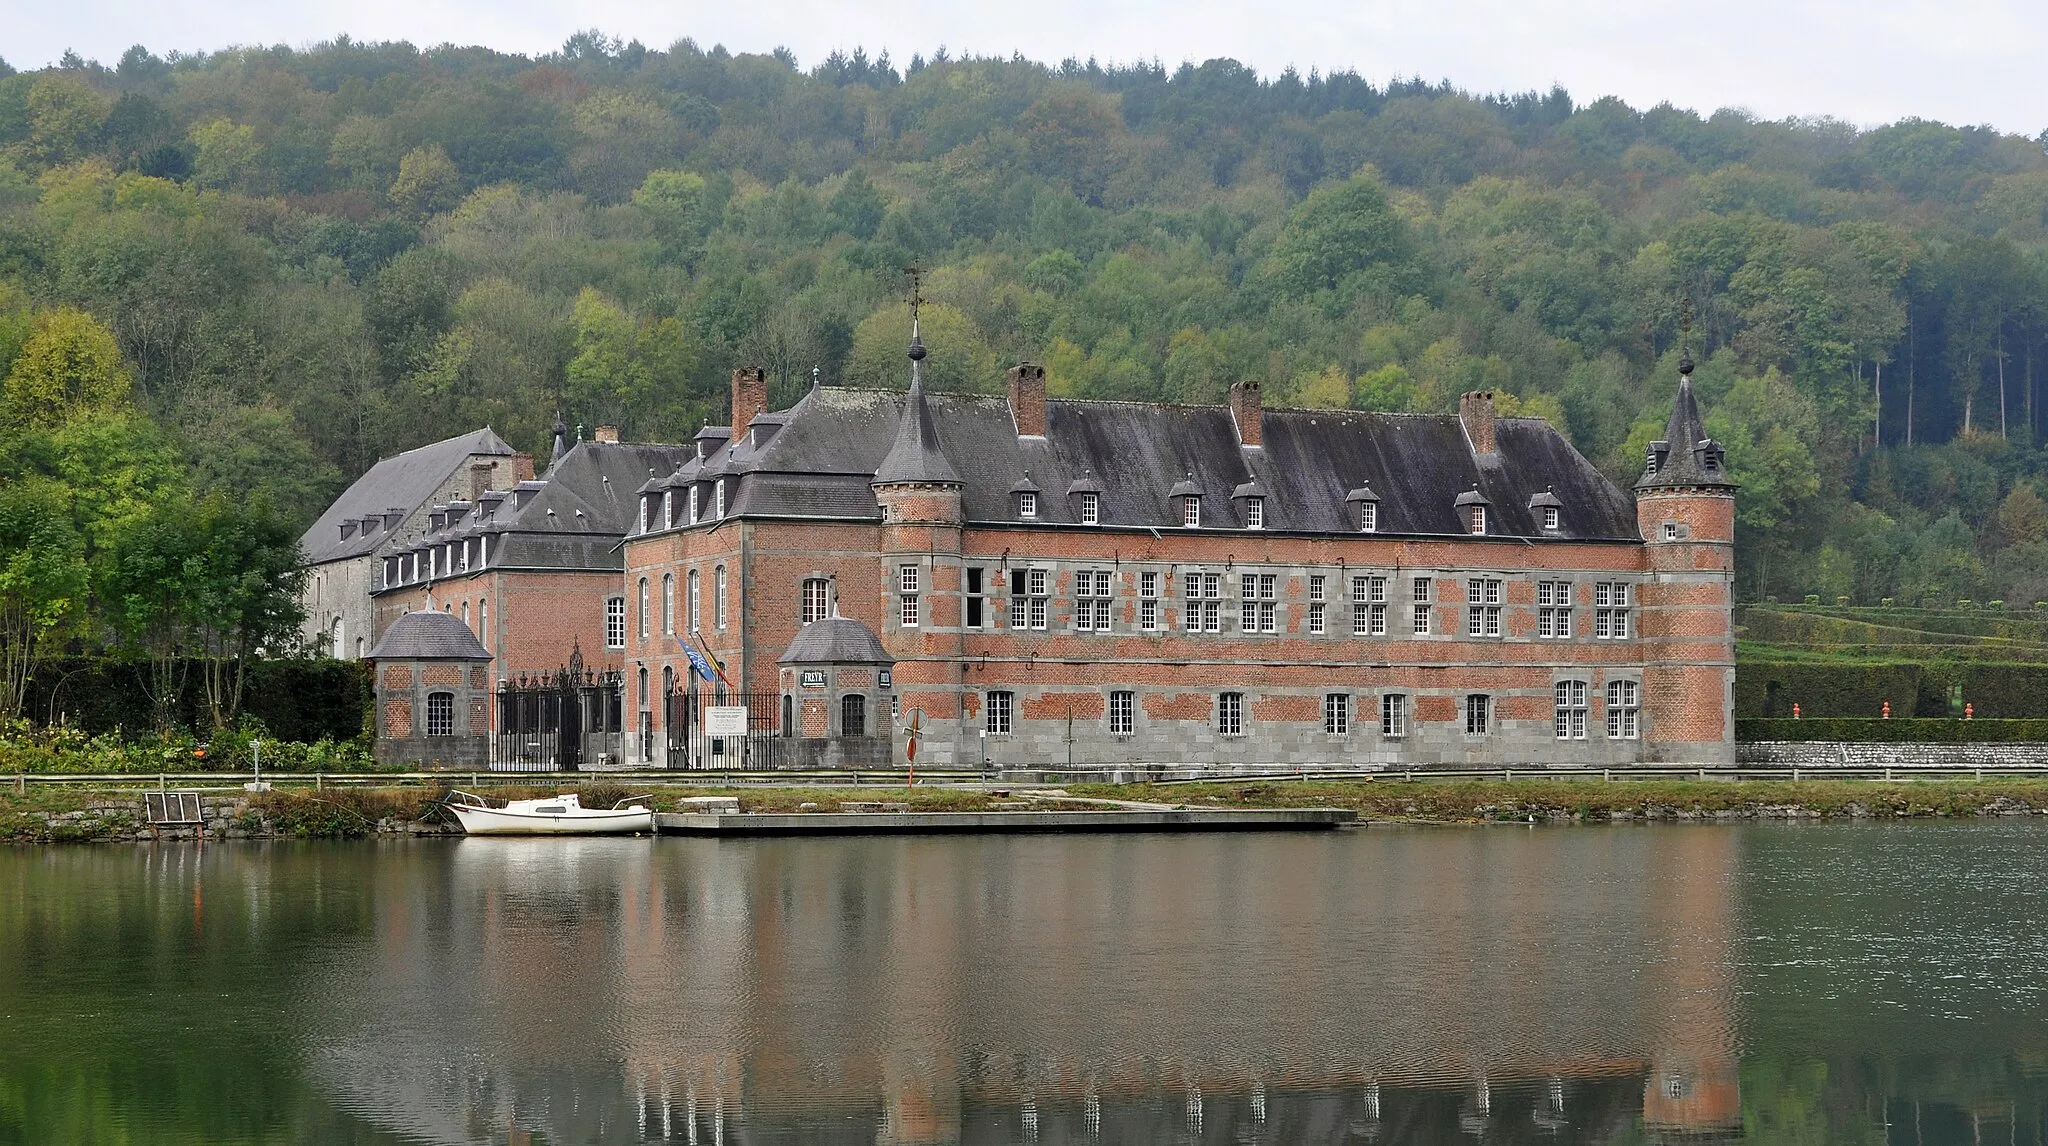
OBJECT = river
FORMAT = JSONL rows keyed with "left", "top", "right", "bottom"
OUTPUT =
{"left": 2, "top": 823, "right": 2044, "bottom": 1143}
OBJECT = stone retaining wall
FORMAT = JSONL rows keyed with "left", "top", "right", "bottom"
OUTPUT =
{"left": 12, "top": 795, "right": 456, "bottom": 842}
{"left": 1737, "top": 741, "right": 2048, "bottom": 767}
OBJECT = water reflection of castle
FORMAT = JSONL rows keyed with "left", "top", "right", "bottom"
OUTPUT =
{"left": 317, "top": 829, "right": 1744, "bottom": 1143}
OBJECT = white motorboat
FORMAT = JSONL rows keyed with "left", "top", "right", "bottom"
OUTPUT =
{"left": 444, "top": 791, "right": 655, "bottom": 836}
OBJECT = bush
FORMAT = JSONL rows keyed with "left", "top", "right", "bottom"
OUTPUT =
{"left": 21, "top": 657, "right": 369, "bottom": 740}
{"left": 1738, "top": 717, "right": 2048, "bottom": 742}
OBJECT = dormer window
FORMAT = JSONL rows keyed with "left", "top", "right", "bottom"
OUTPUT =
{"left": 1183, "top": 497, "right": 1201, "bottom": 527}
{"left": 688, "top": 486, "right": 700, "bottom": 525}
{"left": 1469, "top": 505, "right": 1487, "bottom": 534}
{"left": 1079, "top": 492, "right": 1099, "bottom": 525}
{"left": 1018, "top": 490, "right": 1038, "bottom": 518}
{"left": 1245, "top": 497, "right": 1264, "bottom": 529}
{"left": 1360, "top": 502, "right": 1377, "bottom": 532}
{"left": 714, "top": 480, "right": 726, "bottom": 519}
{"left": 1543, "top": 506, "right": 1560, "bottom": 531}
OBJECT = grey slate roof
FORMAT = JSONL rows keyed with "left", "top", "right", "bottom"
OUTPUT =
{"left": 1637, "top": 370, "right": 1735, "bottom": 492}
{"left": 485, "top": 440, "right": 689, "bottom": 570}
{"left": 653, "top": 386, "right": 1642, "bottom": 540}
{"left": 872, "top": 372, "right": 961, "bottom": 486}
{"left": 366, "top": 611, "right": 492, "bottom": 660}
{"left": 778, "top": 617, "right": 893, "bottom": 665}
{"left": 299, "top": 429, "right": 515, "bottom": 565}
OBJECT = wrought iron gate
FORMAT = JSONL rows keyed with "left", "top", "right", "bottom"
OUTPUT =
{"left": 494, "top": 646, "right": 623, "bottom": 770}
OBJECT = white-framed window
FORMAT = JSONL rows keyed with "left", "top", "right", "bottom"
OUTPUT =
{"left": 1324, "top": 693, "right": 1350, "bottom": 735}
{"left": 986, "top": 690, "right": 1014, "bottom": 735}
{"left": 1538, "top": 580, "right": 1574, "bottom": 639}
{"left": 661, "top": 573, "right": 674, "bottom": 635}
{"left": 1469, "top": 504, "right": 1487, "bottom": 534}
{"left": 1661, "top": 521, "right": 1679, "bottom": 541}
{"left": 1465, "top": 578, "right": 1503, "bottom": 637}
{"left": 1542, "top": 505, "right": 1560, "bottom": 531}
{"left": 1240, "top": 572, "right": 1277, "bottom": 633}
{"left": 899, "top": 564, "right": 920, "bottom": 627}
{"left": 661, "top": 489, "right": 674, "bottom": 529}
{"left": 425, "top": 692, "right": 455, "bottom": 737}
{"left": 1217, "top": 692, "right": 1245, "bottom": 736}
{"left": 1109, "top": 690, "right": 1134, "bottom": 736}
{"left": 1595, "top": 582, "right": 1632, "bottom": 639}
{"left": 1380, "top": 694, "right": 1407, "bottom": 738}
{"left": 1308, "top": 575, "right": 1326, "bottom": 635}
{"left": 1074, "top": 570, "right": 1113, "bottom": 631}
{"left": 713, "top": 479, "right": 726, "bottom": 519}
{"left": 1182, "top": 496, "right": 1201, "bottom": 527}
{"left": 1079, "top": 492, "right": 1100, "bottom": 525}
{"left": 605, "top": 597, "right": 626, "bottom": 649}
{"left": 458, "top": 540, "right": 470, "bottom": 572}
{"left": 687, "top": 569, "right": 701, "bottom": 632}
{"left": 1245, "top": 497, "right": 1264, "bottom": 529}
{"left": 1607, "top": 679, "right": 1641, "bottom": 739}
{"left": 1359, "top": 501, "right": 1377, "bottom": 532}
{"left": 1008, "top": 568, "right": 1050, "bottom": 630}
{"left": 1181, "top": 571, "right": 1223, "bottom": 632}
{"left": 688, "top": 485, "right": 700, "bottom": 525}
{"left": 1412, "top": 577, "right": 1433, "bottom": 635}
{"left": 1555, "top": 680, "right": 1590, "bottom": 740}
{"left": 802, "top": 577, "right": 830, "bottom": 624}
{"left": 638, "top": 577, "right": 649, "bottom": 640}
{"left": 1352, "top": 575, "right": 1387, "bottom": 636}
{"left": 1465, "top": 694, "right": 1491, "bottom": 735}
{"left": 1018, "top": 490, "right": 1038, "bottom": 518}
{"left": 1139, "top": 571, "right": 1161, "bottom": 631}
{"left": 713, "top": 566, "right": 728, "bottom": 629}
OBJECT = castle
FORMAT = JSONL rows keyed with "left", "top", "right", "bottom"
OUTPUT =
{"left": 302, "top": 328, "right": 1736, "bottom": 770}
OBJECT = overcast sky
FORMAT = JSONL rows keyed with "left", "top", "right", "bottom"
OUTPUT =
{"left": 12, "top": 0, "right": 2048, "bottom": 136}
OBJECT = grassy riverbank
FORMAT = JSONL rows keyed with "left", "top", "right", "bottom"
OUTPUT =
{"left": 9, "top": 778, "right": 2048, "bottom": 841}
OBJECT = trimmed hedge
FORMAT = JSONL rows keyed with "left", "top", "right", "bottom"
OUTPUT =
{"left": 1738, "top": 718, "right": 2048, "bottom": 742}
{"left": 1737, "top": 661, "right": 2048, "bottom": 718}
{"left": 21, "top": 658, "right": 371, "bottom": 741}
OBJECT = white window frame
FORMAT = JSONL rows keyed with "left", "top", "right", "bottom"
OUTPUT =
{"left": 714, "top": 480, "right": 726, "bottom": 519}
{"left": 1108, "top": 690, "right": 1135, "bottom": 736}
{"left": 605, "top": 596, "right": 626, "bottom": 649}
{"left": 1595, "top": 582, "right": 1633, "bottom": 640}
{"left": 1018, "top": 490, "right": 1038, "bottom": 519}
{"left": 1308, "top": 575, "right": 1326, "bottom": 635}
{"left": 1324, "top": 693, "right": 1350, "bottom": 736}
{"left": 899, "top": 564, "right": 920, "bottom": 628}
{"left": 1138, "top": 571, "right": 1160, "bottom": 631}
{"left": 1245, "top": 497, "right": 1264, "bottom": 529}
{"left": 1469, "top": 504, "right": 1487, "bottom": 534}
{"left": 802, "top": 578, "right": 830, "bottom": 624}
{"left": 986, "top": 690, "right": 1014, "bottom": 735}
{"left": 687, "top": 569, "right": 701, "bottom": 632}
{"left": 1359, "top": 502, "right": 1377, "bottom": 533}
{"left": 713, "top": 566, "right": 728, "bottom": 630}
{"left": 1182, "top": 571, "right": 1222, "bottom": 633}
{"left": 1074, "top": 570, "right": 1113, "bottom": 632}
{"left": 1465, "top": 578, "right": 1503, "bottom": 638}
{"left": 1538, "top": 580, "right": 1573, "bottom": 639}
{"left": 1079, "top": 492, "right": 1100, "bottom": 525}
{"left": 1555, "top": 680, "right": 1590, "bottom": 740}
{"left": 1217, "top": 692, "right": 1245, "bottom": 736}
{"left": 1380, "top": 694, "right": 1407, "bottom": 738}
{"left": 1607, "top": 679, "right": 1641, "bottom": 739}
{"left": 1182, "top": 496, "right": 1201, "bottom": 528}
{"left": 638, "top": 577, "right": 649, "bottom": 640}
{"left": 1542, "top": 505, "right": 1560, "bottom": 531}
{"left": 661, "top": 573, "right": 674, "bottom": 635}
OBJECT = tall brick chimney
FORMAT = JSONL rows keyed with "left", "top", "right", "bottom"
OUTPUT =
{"left": 1228, "top": 380, "right": 1263, "bottom": 448}
{"left": 469, "top": 462, "right": 494, "bottom": 502}
{"left": 1007, "top": 363, "right": 1046, "bottom": 437}
{"left": 593, "top": 424, "right": 620, "bottom": 443}
{"left": 730, "top": 367, "right": 767, "bottom": 433}
{"left": 510, "top": 453, "right": 535, "bottom": 483}
{"left": 1460, "top": 390, "right": 1498, "bottom": 456}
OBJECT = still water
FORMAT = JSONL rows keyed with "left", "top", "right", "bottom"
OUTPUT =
{"left": 2, "top": 823, "right": 2045, "bottom": 1144}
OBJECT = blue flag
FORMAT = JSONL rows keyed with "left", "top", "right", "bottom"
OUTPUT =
{"left": 680, "top": 640, "right": 716, "bottom": 682}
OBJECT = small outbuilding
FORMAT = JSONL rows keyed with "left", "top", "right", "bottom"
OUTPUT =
{"left": 770, "top": 617, "right": 896, "bottom": 768}
{"left": 366, "top": 610, "right": 494, "bottom": 768}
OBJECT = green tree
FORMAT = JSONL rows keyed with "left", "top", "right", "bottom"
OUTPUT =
{"left": 0, "top": 475, "right": 87, "bottom": 721}
{"left": 388, "top": 144, "right": 461, "bottom": 217}
{"left": 1263, "top": 172, "right": 1418, "bottom": 301}
{"left": 1, "top": 308, "right": 132, "bottom": 431}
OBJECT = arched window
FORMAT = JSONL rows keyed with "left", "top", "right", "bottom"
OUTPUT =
{"left": 714, "top": 565, "right": 728, "bottom": 629}
{"left": 425, "top": 692, "right": 455, "bottom": 737}
{"left": 661, "top": 573, "right": 674, "bottom": 634}
{"left": 330, "top": 616, "right": 344, "bottom": 658}
{"left": 638, "top": 667, "right": 649, "bottom": 707}
{"left": 687, "top": 569, "right": 701, "bottom": 632}
{"left": 638, "top": 577, "right": 649, "bottom": 641}
{"left": 841, "top": 694, "right": 867, "bottom": 736}
{"left": 782, "top": 694, "right": 794, "bottom": 737}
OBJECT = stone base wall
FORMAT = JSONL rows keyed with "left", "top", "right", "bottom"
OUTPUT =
{"left": 9, "top": 795, "right": 457, "bottom": 842}
{"left": 1738, "top": 741, "right": 2048, "bottom": 767}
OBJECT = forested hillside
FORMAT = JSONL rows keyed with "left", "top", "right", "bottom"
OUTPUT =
{"left": 7, "top": 34, "right": 2048, "bottom": 617}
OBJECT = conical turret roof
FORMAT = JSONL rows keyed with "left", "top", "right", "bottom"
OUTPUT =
{"left": 872, "top": 322, "right": 960, "bottom": 486}
{"left": 1637, "top": 360, "right": 1735, "bottom": 491}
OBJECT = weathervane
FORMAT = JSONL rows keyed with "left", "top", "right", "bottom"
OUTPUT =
{"left": 1678, "top": 296, "right": 1695, "bottom": 376}
{"left": 903, "top": 264, "right": 924, "bottom": 323}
